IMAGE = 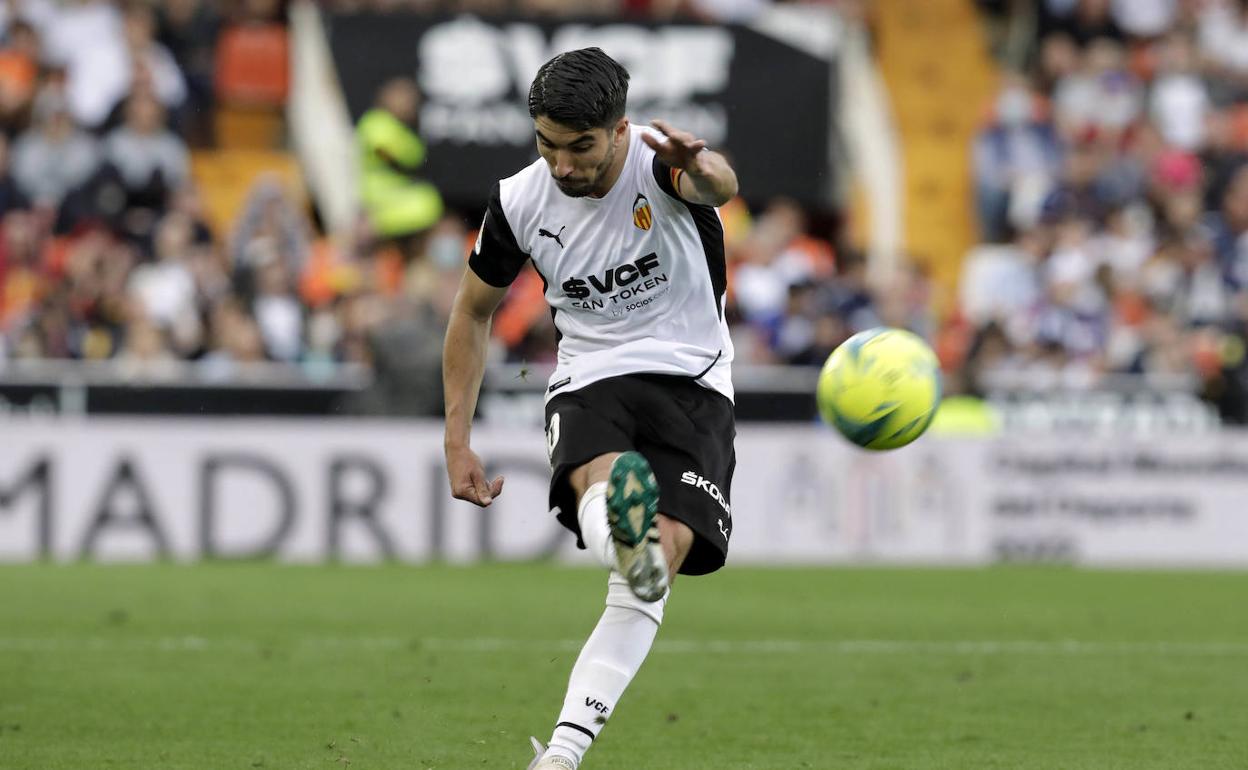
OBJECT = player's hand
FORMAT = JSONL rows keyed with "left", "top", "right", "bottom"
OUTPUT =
{"left": 445, "top": 444, "right": 504, "bottom": 507}
{"left": 641, "top": 119, "right": 710, "bottom": 174}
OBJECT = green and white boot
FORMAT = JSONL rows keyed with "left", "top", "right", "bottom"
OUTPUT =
{"left": 606, "top": 451, "right": 668, "bottom": 602}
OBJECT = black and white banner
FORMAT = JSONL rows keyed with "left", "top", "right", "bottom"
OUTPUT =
{"left": 4, "top": 419, "right": 1248, "bottom": 566}
{"left": 326, "top": 13, "right": 837, "bottom": 207}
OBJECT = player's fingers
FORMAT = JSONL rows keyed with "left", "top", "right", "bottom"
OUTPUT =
{"left": 655, "top": 121, "right": 698, "bottom": 149}
{"left": 687, "top": 139, "right": 707, "bottom": 153}
{"left": 470, "top": 466, "right": 494, "bottom": 506}
{"left": 639, "top": 131, "right": 662, "bottom": 149}
{"left": 489, "top": 475, "right": 505, "bottom": 498}
{"left": 452, "top": 481, "right": 479, "bottom": 504}
{"left": 654, "top": 121, "right": 695, "bottom": 146}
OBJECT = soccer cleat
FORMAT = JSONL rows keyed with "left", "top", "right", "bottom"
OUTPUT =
{"left": 526, "top": 737, "right": 577, "bottom": 770}
{"left": 606, "top": 451, "right": 668, "bottom": 602}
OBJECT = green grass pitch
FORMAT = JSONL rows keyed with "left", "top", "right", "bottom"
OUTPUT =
{"left": 2, "top": 563, "right": 1246, "bottom": 769}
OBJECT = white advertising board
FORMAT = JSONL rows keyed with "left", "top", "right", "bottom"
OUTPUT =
{"left": 1, "top": 419, "right": 1246, "bottom": 567}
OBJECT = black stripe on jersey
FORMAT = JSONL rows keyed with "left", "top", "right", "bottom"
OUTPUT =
{"left": 685, "top": 203, "right": 727, "bottom": 319}
{"left": 530, "top": 261, "right": 562, "bottom": 344}
{"left": 468, "top": 181, "right": 530, "bottom": 288}
{"left": 651, "top": 156, "right": 728, "bottom": 319}
{"left": 693, "top": 349, "right": 722, "bottom": 380}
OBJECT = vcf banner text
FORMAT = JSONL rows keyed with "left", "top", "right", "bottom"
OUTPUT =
{"left": 326, "top": 13, "right": 837, "bottom": 207}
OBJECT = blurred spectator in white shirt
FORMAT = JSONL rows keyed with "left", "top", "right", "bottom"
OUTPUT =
{"left": 250, "top": 245, "right": 304, "bottom": 362}
{"left": 1111, "top": 0, "right": 1175, "bottom": 38}
{"left": 11, "top": 87, "right": 100, "bottom": 208}
{"left": 59, "top": 0, "right": 185, "bottom": 128}
{"left": 1092, "top": 202, "right": 1155, "bottom": 289}
{"left": 1045, "top": 214, "right": 1107, "bottom": 317}
{"left": 1053, "top": 37, "right": 1141, "bottom": 143}
{"left": 1198, "top": 0, "right": 1248, "bottom": 78}
{"left": 105, "top": 93, "right": 189, "bottom": 197}
{"left": 127, "top": 212, "right": 197, "bottom": 331}
{"left": 732, "top": 199, "right": 831, "bottom": 326}
{"left": 960, "top": 225, "right": 1049, "bottom": 342}
{"left": 1149, "top": 31, "right": 1210, "bottom": 152}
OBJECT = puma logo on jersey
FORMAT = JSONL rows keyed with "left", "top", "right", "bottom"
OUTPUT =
{"left": 682, "top": 471, "right": 731, "bottom": 515}
{"left": 562, "top": 252, "right": 667, "bottom": 310}
{"left": 538, "top": 225, "right": 566, "bottom": 248}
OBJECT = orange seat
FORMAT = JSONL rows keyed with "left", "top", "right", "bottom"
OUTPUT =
{"left": 215, "top": 24, "right": 290, "bottom": 106}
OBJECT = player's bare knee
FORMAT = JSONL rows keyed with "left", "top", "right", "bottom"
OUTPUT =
{"left": 568, "top": 451, "right": 623, "bottom": 501}
{"left": 657, "top": 514, "right": 694, "bottom": 581}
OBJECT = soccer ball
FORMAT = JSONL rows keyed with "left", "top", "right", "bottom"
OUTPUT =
{"left": 816, "top": 327, "right": 942, "bottom": 450}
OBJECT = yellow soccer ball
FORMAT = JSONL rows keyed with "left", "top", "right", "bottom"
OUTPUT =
{"left": 816, "top": 327, "right": 942, "bottom": 450}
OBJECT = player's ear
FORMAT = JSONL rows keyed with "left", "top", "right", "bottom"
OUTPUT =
{"left": 613, "top": 117, "right": 629, "bottom": 145}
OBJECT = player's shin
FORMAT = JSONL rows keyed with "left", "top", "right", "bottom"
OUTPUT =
{"left": 542, "top": 572, "right": 668, "bottom": 767}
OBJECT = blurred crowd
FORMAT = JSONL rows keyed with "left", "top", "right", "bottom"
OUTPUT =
{"left": 23, "top": 0, "right": 1243, "bottom": 423}
{"left": 0, "top": 0, "right": 890, "bottom": 418}
{"left": 0, "top": 0, "right": 323, "bottom": 382}
{"left": 960, "top": 0, "right": 1248, "bottom": 419}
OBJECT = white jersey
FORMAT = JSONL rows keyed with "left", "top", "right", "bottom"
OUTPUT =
{"left": 469, "top": 125, "right": 734, "bottom": 402}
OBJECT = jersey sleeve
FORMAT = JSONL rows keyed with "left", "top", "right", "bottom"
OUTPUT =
{"left": 468, "top": 181, "right": 529, "bottom": 288}
{"left": 651, "top": 154, "right": 685, "bottom": 202}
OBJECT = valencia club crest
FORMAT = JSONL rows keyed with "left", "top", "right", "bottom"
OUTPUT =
{"left": 632, "top": 193, "right": 653, "bottom": 231}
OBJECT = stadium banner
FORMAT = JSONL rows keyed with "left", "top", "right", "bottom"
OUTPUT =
{"left": 324, "top": 12, "right": 836, "bottom": 207}
{"left": 4, "top": 419, "right": 1248, "bottom": 567}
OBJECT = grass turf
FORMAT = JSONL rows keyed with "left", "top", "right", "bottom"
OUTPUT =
{"left": 1, "top": 564, "right": 1246, "bottom": 769}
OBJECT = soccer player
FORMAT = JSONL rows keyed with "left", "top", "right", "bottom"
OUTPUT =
{"left": 442, "top": 47, "right": 738, "bottom": 769}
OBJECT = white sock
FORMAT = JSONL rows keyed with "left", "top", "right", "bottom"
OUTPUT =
{"left": 577, "top": 481, "right": 614, "bottom": 570}
{"left": 545, "top": 572, "right": 668, "bottom": 766}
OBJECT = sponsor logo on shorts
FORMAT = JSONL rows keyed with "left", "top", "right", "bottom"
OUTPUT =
{"left": 717, "top": 518, "right": 730, "bottom": 541}
{"left": 680, "top": 470, "right": 731, "bottom": 516}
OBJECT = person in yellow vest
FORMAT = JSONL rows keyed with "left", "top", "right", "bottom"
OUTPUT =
{"left": 356, "top": 77, "right": 444, "bottom": 253}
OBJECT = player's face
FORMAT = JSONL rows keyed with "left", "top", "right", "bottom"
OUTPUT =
{"left": 535, "top": 116, "right": 628, "bottom": 198}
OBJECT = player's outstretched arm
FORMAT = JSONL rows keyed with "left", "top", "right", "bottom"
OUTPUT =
{"left": 443, "top": 268, "right": 509, "bottom": 507}
{"left": 641, "top": 118, "right": 738, "bottom": 206}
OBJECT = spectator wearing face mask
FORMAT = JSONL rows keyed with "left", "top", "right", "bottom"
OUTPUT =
{"left": 973, "top": 73, "right": 1064, "bottom": 242}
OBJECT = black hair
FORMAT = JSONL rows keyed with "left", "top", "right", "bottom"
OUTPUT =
{"left": 527, "top": 47, "right": 629, "bottom": 131}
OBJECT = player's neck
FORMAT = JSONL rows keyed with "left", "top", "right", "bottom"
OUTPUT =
{"left": 589, "top": 129, "right": 631, "bottom": 199}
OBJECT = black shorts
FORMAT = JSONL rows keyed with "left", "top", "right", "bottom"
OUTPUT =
{"left": 544, "top": 373, "right": 736, "bottom": 576}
